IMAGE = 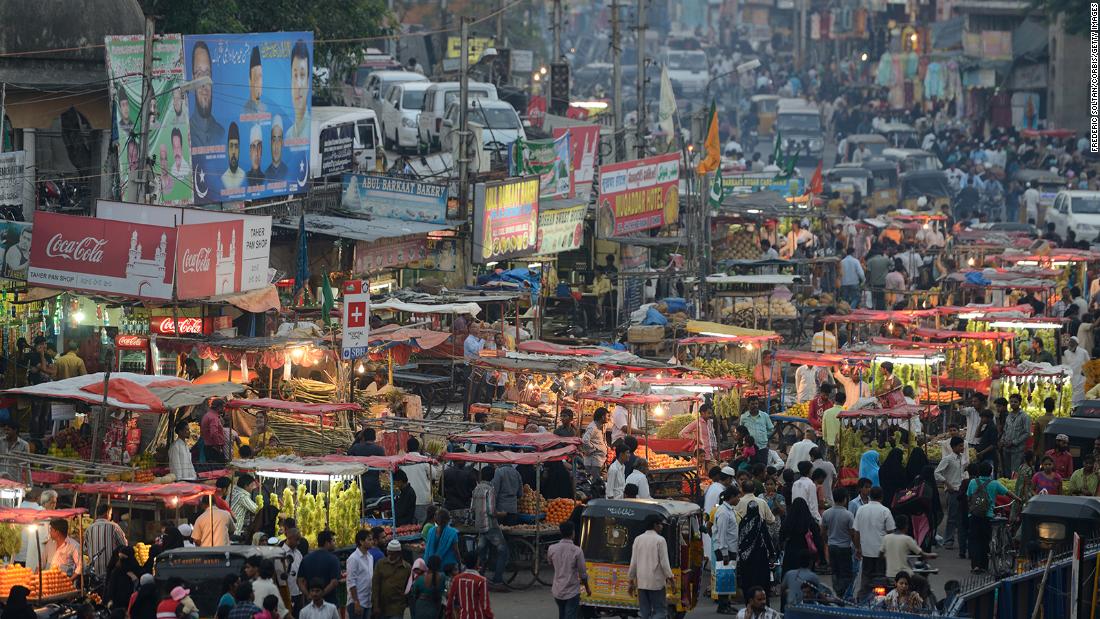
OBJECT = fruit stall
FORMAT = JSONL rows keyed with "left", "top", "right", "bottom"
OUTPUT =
{"left": 966, "top": 315, "right": 1067, "bottom": 360}
{"left": 946, "top": 230, "right": 1035, "bottom": 272}
{"left": 0, "top": 507, "right": 88, "bottom": 602}
{"left": 835, "top": 405, "right": 925, "bottom": 472}
{"left": 441, "top": 435, "right": 580, "bottom": 590}
{"left": 573, "top": 391, "right": 702, "bottom": 444}
{"left": 912, "top": 326, "right": 1019, "bottom": 394}
{"left": 55, "top": 481, "right": 217, "bottom": 544}
{"left": 467, "top": 352, "right": 593, "bottom": 431}
{"left": 640, "top": 375, "right": 747, "bottom": 448}
{"left": 998, "top": 248, "right": 1100, "bottom": 294}
{"left": 822, "top": 308, "right": 935, "bottom": 347}
{"left": 943, "top": 268, "right": 1061, "bottom": 317}
{"left": 996, "top": 365, "right": 1074, "bottom": 418}
{"left": 867, "top": 338, "right": 967, "bottom": 411}
{"left": 677, "top": 320, "right": 780, "bottom": 368}
{"left": 225, "top": 398, "right": 364, "bottom": 457}
{"left": 698, "top": 273, "right": 803, "bottom": 331}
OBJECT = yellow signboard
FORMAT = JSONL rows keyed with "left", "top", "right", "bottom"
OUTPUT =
{"left": 446, "top": 36, "right": 495, "bottom": 62}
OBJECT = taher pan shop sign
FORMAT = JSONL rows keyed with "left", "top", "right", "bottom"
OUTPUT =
{"left": 473, "top": 176, "right": 539, "bottom": 263}
{"left": 597, "top": 153, "right": 679, "bottom": 237}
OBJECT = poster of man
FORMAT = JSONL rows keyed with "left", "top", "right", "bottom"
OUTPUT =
{"left": 0, "top": 221, "right": 32, "bottom": 281}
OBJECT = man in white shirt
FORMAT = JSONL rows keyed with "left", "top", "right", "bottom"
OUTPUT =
{"left": 934, "top": 436, "right": 966, "bottom": 549}
{"left": 610, "top": 404, "right": 631, "bottom": 444}
{"left": 852, "top": 487, "right": 895, "bottom": 597}
{"left": 346, "top": 530, "right": 374, "bottom": 619}
{"left": 625, "top": 459, "right": 651, "bottom": 499}
{"left": 896, "top": 245, "right": 923, "bottom": 281}
{"left": 300, "top": 579, "right": 340, "bottom": 619}
{"left": 794, "top": 364, "right": 818, "bottom": 403}
{"left": 785, "top": 428, "right": 818, "bottom": 471}
{"left": 168, "top": 420, "right": 197, "bottom": 481}
{"left": 1023, "top": 182, "right": 1040, "bottom": 223}
{"left": 839, "top": 247, "right": 865, "bottom": 309}
{"left": 702, "top": 466, "right": 733, "bottom": 562}
{"left": 400, "top": 437, "right": 441, "bottom": 524}
{"left": 628, "top": 516, "right": 674, "bottom": 618}
{"left": 791, "top": 461, "right": 820, "bottom": 523}
{"left": 882, "top": 514, "right": 936, "bottom": 577}
{"left": 711, "top": 487, "right": 740, "bottom": 614}
{"left": 605, "top": 447, "right": 629, "bottom": 500}
{"left": 47, "top": 519, "right": 81, "bottom": 578}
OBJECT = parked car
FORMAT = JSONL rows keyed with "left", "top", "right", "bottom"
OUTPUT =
{"left": 417, "top": 81, "right": 498, "bottom": 152}
{"left": 1047, "top": 190, "right": 1100, "bottom": 241}
{"left": 361, "top": 70, "right": 428, "bottom": 117}
{"left": 340, "top": 49, "right": 403, "bottom": 106}
{"left": 377, "top": 81, "right": 432, "bottom": 152}
{"left": 310, "top": 106, "right": 383, "bottom": 179}
{"left": 439, "top": 99, "right": 525, "bottom": 155}
{"left": 661, "top": 49, "right": 709, "bottom": 96}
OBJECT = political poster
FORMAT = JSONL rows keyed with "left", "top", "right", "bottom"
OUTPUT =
{"left": 0, "top": 151, "right": 25, "bottom": 208}
{"left": 319, "top": 122, "right": 355, "bottom": 176}
{"left": 353, "top": 237, "right": 428, "bottom": 274}
{"left": 184, "top": 33, "right": 313, "bottom": 204}
{"left": 553, "top": 125, "right": 599, "bottom": 200}
{"left": 472, "top": 177, "right": 539, "bottom": 263}
{"left": 596, "top": 153, "right": 680, "bottom": 237}
{"left": 509, "top": 135, "right": 571, "bottom": 199}
{"left": 0, "top": 220, "right": 31, "bottom": 281}
{"left": 105, "top": 34, "right": 193, "bottom": 205}
{"left": 340, "top": 174, "right": 448, "bottom": 224}
{"left": 536, "top": 205, "right": 586, "bottom": 254}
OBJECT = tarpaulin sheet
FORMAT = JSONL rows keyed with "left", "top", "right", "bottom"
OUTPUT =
{"left": 685, "top": 321, "right": 780, "bottom": 339}
{"left": 774, "top": 350, "right": 870, "bottom": 367}
{"left": 517, "top": 340, "right": 609, "bottom": 356}
{"left": 575, "top": 392, "right": 701, "bottom": 406}
{"left": 934, "top": 303, "right": 1034, "bottom": 317}
{"left": 322, "top": 453, "right": 437, "bottom": 471}
{"left": 823, "top": 309, "right": 923, "bottom": 325}
{"left": 226, "top": 398, "right": 363, "bottom": 415}
{"left": 369, "top": 324, "right": 450, "bottom": 350}
{"left": 912, "top": 327, "right": 1017, "bottom": 341}
{"left": 372, "top": 299, "right": 484, "bottom": 316}
{"left": 447, "top": 431, "right": 582, "bottom": 451}
{"left": 5, "top": 373, "right": 243, "bottom": 412}
{"left": 62, "top": 481, "right": 215, "bottom": 504}
{"left": 231, "top": 457, "right": 369, "bottom": 477}
{"left": 0, "top": 507, "right": 87, "bottom": 524}
{"left": 838, "top": 405, "right": 924, "bottom": 419}
{"left": 869, "top": 337, "right": 965, "bottom": 349}
{"left": 638, "top": 377, "right": 746, "bottom": 388}
{"left": 1000, "top": 249, "right": 1100, "bottom": 263}
{"left": 679, "top": 336, "right": 780, "bottom": 345}
{"left": 442, "top": 445, "right": 576, "bottom": 465}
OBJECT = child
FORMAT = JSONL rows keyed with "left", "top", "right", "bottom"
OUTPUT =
{"left": 254, "top": 595, "right": 279, "bottom": 619}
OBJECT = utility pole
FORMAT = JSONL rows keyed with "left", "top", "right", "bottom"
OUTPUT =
{"left": 497, "top": 0, "right": 504, "bottom": 44}
{"left": 552, "top": 0, "right": 562, "bottom": 59}
{"left": 135, "top": 14, "right": 155, "bottom": 203}
{"left": 635, "top": 0, "right": 647, "bottom": 159}
{"left": 798, "top": 0, "right": 809, "bottom": 71}
{"left": 610, "top": 0, "right": 623, "bottom": 163}
{"left": 457, "top": 17, "right": 470, "bottom": 220}
{"left": 0, "top": 83, "right": 6, "bottom": 153}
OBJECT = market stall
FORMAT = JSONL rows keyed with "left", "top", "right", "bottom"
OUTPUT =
{"left": 822, "top": 308, "right": 933, "bottom": 348}
{"left": 225, "top": 398, "right": 364, "bottom": 456}
{"left": 676, "top": 321, "right": 781, "bottom": 384}
{"left": 57, "top": 480, "right": 217, "bottom": 548}
{"left": 996, "top": 365, "right": 1074, "bottom": 418}
{"left": 835, "top": 404, "right": 925, "bottom": 471}
{"left": 770, "top": 350, "right": 871, "bottom": 423}
{"left": 998, "top": 248, "right": 1100, "bottom": 294}
{"left": 0, "top": 507, "right": 88, "bottom": 603}
{"left": 912, "top": 326, "right": 1019, "bottom": 393}
{"left": 942, "top": 268, "right": 1061, "bottom": 316}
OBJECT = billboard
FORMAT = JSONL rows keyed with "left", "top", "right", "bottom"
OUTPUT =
{"left": 175, "top": 220, "right": 244, "bottom": 299}
{"left": 0, "top": 151, "right": 25, "bottom": 208}
{"left": 95, "top": 200, "right": 272, "bottom": 294}
{"left": 28, "top": 212, "right": 176, "bottom": 300}
{"left": 105, "top": 34, "right": 193, "bottom": 205}
{"left": 0, "top": 220, "right": 31, "bottom": 281}
{"left": 721, "top": 172, "right": 804, "bottom": 198}
{"left": 184, "top": 33, "right": 313, "bottom": 204}
{"left": 553, "top": 125, "right": 599, "bottom": 200}
{"left": 353, "top": 237, "right": 428, "bottom": 274}
{"left": 536, "top": 205, "right": 586, "bottom": 254}
{"left": 596, "top": 153, "right": 680, "bottom": 237}
{"left": 509, "top": 135, "right": 571, "bottom": 199}
{"left": 319, "top": 122, "right": 355, "bottom": 176}
{"left": 340, "top": 174, "right": 448, "bottom": 224}
{"left": 473, "top": 177, "right": 540, "bottom": 263}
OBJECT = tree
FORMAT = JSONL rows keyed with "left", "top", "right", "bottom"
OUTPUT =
{"left": 1034, "top": 0, "right": 1091, "bottom": 35}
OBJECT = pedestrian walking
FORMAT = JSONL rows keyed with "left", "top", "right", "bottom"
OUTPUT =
{"left": 372, "top": 540, "right": 411, "bottom": 619}
{"left": 852, "top": 486, "right": 895, "bottom": 597}
{"left": 547, "top": 522, "right": 590, "bottom": 619}
{"left": 346, "top": 530, "right": 373, "bottom": 619}
{"left": 821, "top": 488, "right": 855, "bottom": 599}
{"left": 934, "top": 436, "right": 965, "bottom": 549}
{"left": 447, "top": 552, "right": 495, "bottom": 619}
{"left": 471, "top": 466, "right": 508, "bottom": 590}
{"left": 628, "top": 516, "right": 674, "bottom": 619}
{"left": 737, "top": 502, "right": 775, "bottom": 607}
{"left": 409, "top": 556, "right": 445, "bottom": 619}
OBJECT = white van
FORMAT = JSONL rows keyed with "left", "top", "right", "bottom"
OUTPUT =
{"left": 417, "top": 81, "right": 498, "bottom": 152}
{"left": 1047, "top": 190, "right": 1100, "bottom": 241}
{"left": 310, "top": 106, "right": 383, "bottom": 180}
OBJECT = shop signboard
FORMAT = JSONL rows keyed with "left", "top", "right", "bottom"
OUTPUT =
{"left": 472, "top": 176, "right": 540, "bottom": 263}
{"left": 95, "top": 200, "right": 272, "bottom": 293}
{"left": 407, "top": 238, "right": 458, "bottom": 271}
{"left": 319, "top": 122, "right": 355, "bottom": 176}
{"left": 536, "top": 204, "right": 587, "bottom": 254}
{"left": 28, "top": 212, "right": 176, "bottom": 300}
{"left": 174, "top": 220, "right": 245, "bottom": 300}
{"left": 552, "top": 124, "right": 599, "bottom": 200}
{"left": 596, "top": 153, "right": 680, "bottom": 237}
{"left": 721, "top": 172, "right": 804, "bottom": 197}
{"left": 149, "top": 316, "right": 233, "bottom": 335}
{"left": 353, "top": 237, "right": 428, "bottom": 274}
{"left": 341, "top": 279, "right": 370, "bottom": 360}
{"left": 509, "top": 134, "right": 571, "bottom": 199}
{"left": 106, "top": 34, "right": 193, "bottom": 205}
{"left": 0, "top": 220, "right": 32, "bottom": 281}
{"left": 340, "top": 174, "right": 448, "bottom": 224}
{"left": 0, "top": 151, "right": 25, "bottom": 208}
{"left": 184, "top": 32, "right": 313, "bottom": 204}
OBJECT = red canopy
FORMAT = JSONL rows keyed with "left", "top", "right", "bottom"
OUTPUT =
{"left": 517, "top": 340, "right": 608, "bottom": 356}
{"left": 774, "top": 350, "right": 870, "bottom": 367}
{"left": 678, "top": 335, "right": 779, "bottom": 345}
{"left": 369, "top": 324, "right": 451, "bottom": 350}
{"left": 61, "top": 481, "right": 215, "bottom": 505}
{"left": 870, "top": 337, "right": 965, "bottom": 350}
{"left": 638, "top": 437, "right": 695, "bottom": 454}
{"left": 823, "top": 309, "right": 924, "bottom": 325}
{"left": 226, "top": 398, "right": 363, "bottom": 415}
{"left": 574, "top": 392, "right": 701, "bottom": 406}
{"left": 638, "top": 376, "right": 747, "bottom": 388}
{"left": 321, "top": 453, "right": 437, "bottom": 471}
{"left": 934, "top": 304, "right": 1034, "bottom": 317}
{"left": 912, "top": 327, "right": 1017, "bottom": 341}
{"left": 0, "top": 507, "right": 87, "bottom": 524}
{"left": 838, "top": 405, "right": 926, "bottom": 419}
{"left": 999, "top": 249, "right": 1100, "bottom": 264}
{"left": 447, "top": 431, "right": 582, "bottom": 451}
{"left": 442, "top": 445, "right": 576, "bottom": 465}
{"left": 1000, "top": 366, "right": 1068, "bottom": 378}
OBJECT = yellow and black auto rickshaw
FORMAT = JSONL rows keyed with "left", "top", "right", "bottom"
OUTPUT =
{"left": 900, "top": 170, "right": 954, "bottom": 211}
{"left": 750, "top": 94, "right": 780, "bottom": 136}
{"left": 862, "top": 159, "right": 900, "bottom": 215}
{"left": 579, "top": 499, "right": 703, "bottom": 619}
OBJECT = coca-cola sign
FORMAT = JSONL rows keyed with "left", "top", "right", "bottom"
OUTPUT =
{"left": 153, "top": 317, "right": 204, "bottom": 334}
{"left": 175, "top": 220, "right": 244, "bottom": 300}
{"left": 45, "top": 234, "right": 108, "bottom": 263}
{"left": 28, "top": 212, "right": 176, "bottom": 300}
{"left": 116, "top": 335, "right": 147, "bottom": 348}
{"left": 180, "top": 247, "right": 212, "bottom": 274}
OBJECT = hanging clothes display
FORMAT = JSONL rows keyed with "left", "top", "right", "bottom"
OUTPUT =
{"left": 904, "top": 52, "right": 919, "bottom": 79}
{"left": 876, "top": 52, "right": 894, "bottom": 87}
{"left": 890, "top": 53, "right": 905, "bottom": 109}
{"left": 924, "top": 62, "right": 946, "bottom": 99}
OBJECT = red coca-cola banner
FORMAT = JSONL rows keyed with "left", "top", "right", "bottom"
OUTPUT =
{"left": 175, "top": 221, "right": 244, "bottom": 300}
{"left": 149, "top": 316, "right": 233, "bottom": 335}
{"left": 28, "top": 212, "right": 176, "bottom": 300}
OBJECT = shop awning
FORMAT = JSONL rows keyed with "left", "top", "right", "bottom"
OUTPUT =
{"left": 912, "top": 327, "right": 1017, "bottom": 341}
{"left": 231, "top": 457, "right": 369, "bottom": 478}
{"left": 369, "top": 324, "right": 451, "bottom": 350}
{"left": 61, "top": 481, "right": 215, "bottom": 505}
{"left": 823, "top": 309, "right": 923, "bottom": 325}
{"left": 774, "top": 349, "right": 870, "bottom": 367}
{"left": 273, "top": 214, "right": 455, "bottom": 244}
{"left": 934, "top": 304, "right": 1034, "bottom": 318}
{"left": 838, "top": 405, "right": 924, "bottom": 419}
{"left": 703, "top": 274, "right": 799, "bottom": 285}
{"left": 5, "top": 374, "right": 244, "bottom": 412}
{"left": 639, "top": 376, "right": 746, "bottom": 388}
{"left": 685, "top": 321, "right": 780, "bottom": 341}
{"left": 226, "top": 398, "right": 363, "bottom": 415}
{"left": 448, "top": 431, "right": 581, "bottom": 451}
{"left": 373, "top": 299, "right": 484, "bottom": 316}
{"left": 869, "top": 337, "right": 966, "bottom": 350}
{"left": 517, "top": 340, "right": 609, "bottom": 356}
{"left": 0, "top": 507, "right": 87, "bottom": 524}
{"left": 575, "top": 391, "right": 701, "bottom": 406}
{"left": 442, "top": 445, "right": 576, "bottom": 465}
{"left": 322, "top": 453, "right": 437, "bottom": 471}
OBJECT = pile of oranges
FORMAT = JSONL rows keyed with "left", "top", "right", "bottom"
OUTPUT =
{"left": 546, "top": 498, "right": 581, "bottom": 524}
{"left": 0, "top": 564, "right": 33, "bottom": 596}
{"left": 0, "top": 566, "right": 75, "bottom": 600}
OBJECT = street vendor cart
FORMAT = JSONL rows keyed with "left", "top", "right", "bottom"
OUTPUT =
{"left": 0, "top": 507, "right": 88, "bottom": 603}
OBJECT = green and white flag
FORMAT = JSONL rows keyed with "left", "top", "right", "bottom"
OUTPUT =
{"left": 707, "top": 167, "right": 724, "bottom": 208}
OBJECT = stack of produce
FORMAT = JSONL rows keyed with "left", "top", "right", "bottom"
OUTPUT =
{"left": 0, "top": 565, "right": 33, "bottom": 597}
{"left": 998, "top": 376, "right": 1073, "bottom": 418}
{"left": 714, "top": 390, "right": 741, "bottom": 419}
{"left": 722, "top": 229, "right": 759, "bottom": 259}
{"left": 268, "top": 481, "right": 362, "bottom": 547}
{"left": 655, "top": 415, "right": 695, "bottom": 438}
{"left": 919, "top": 389, "right": 961, "bottom": 403}
{"left": 869, "top": 361, "right": 934, "bottom": 395}
{"left": 288, "top": 378, "right": 337, "bottom": 403}
{"left": 519, "top": 485, "right": 548, "bottom": 515}
{"left": 546, "top": 498, "right": 581, "bottom": 524}
{"left": 45, "top": 427, "right": 90, "bottom": 460}
{"left": 0, "top": 524, "right": 18, "bottom": 559}
{"left": 28, "top": 568, "right": 75, "bottom": 598}
{"left": 946, "top": 361, "right": 992, "bottom": 381}
{"left": 781, "top": 402, "right": 809, "bottom": 418}
{"left": 635, "top": 448, "right": 693, "bottom": 469}
{"left": 690, "top": 359, "right": 751, "bottom": 380}
{"left": 134, "top": 542, "right": 150, "bottom": 566}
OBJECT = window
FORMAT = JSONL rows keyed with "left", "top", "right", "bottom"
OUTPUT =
{"left": 468, "top": 107, "right": 521, "bottom": 130}
{"left": 402, "top": 90, "right": 425, "bottom": 110}
{"left": 777, "top": 113, "right": 821, "bottom": 133}
{"left": 1071, "top": 196, "right": 1100, "bottom": 214}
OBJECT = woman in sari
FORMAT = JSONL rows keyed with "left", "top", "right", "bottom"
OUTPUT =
{"left": 737, "top": 502, "right": 776, "bottom": 604}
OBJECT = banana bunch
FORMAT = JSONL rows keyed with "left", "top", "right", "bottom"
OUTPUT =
{"left": 0, "top": 524, "right": 19, "bottom": 559}
{"left": 690, "top": 359, "right": 751, "bottom": 379}
{"left": 290, "top": 378, "right": 337, "bottom": 403}
{"left": 134, "top": 543, "right": 150, "bottom": 566}
{"left": 715, "top": 391, "right": 741, "bottom": 419}
{"left": 424, "top": 439, "right": 446, "bottom": 456}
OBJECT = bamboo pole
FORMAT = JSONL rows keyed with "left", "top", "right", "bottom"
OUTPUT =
{"left": 1030, "top": 548, "right": 1057, "bottom": 619}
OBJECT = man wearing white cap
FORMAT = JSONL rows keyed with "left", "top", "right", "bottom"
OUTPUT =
{"left": 1046, "top": 433, "right": 1075, "bottom": 480}
{"left": 246, "top": 124, "right": 266, "bottom": 187}
{"left": 265, "top": 116, "right": 288, "bottom": 180}
{"left": 177, "top": 523, "right": 195, "bottom": 547}
{"left": 1063, "top": 336, "right": 1089, "bottom": 403}
{"left": 372, "top": 540, "right": 411, "bottom": 619}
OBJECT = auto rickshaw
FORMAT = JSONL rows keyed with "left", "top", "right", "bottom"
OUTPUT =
{"left": 900, "top": 170, "right": 953, "bottom": 211}
{"left": 750, "top": 94, "right": 780, "bottom": 136}
{"left": 1019, "top": 495, "right": 1100, "bottom": 559}
{"left": 862, "top": 159, "right": 900, "bottom": 215}
{"left": 154, "top": 546, "right": 291, "bottom": 616}
{"left": 579, "top": 499, "right": 703, "bottom": 619}
{"left": 842, "top": 134, "right": 887, "bottom": 162}
{"left": 882, "top": 148, "right": 943, "bottom": 173}
{"left": 827, "top": 166, "right": 871, "bottom": 207}
{"left": 879, "top": 122, "right": 920, "bottom": 148}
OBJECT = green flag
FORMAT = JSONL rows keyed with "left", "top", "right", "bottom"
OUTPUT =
{"left": 772, "top": 130, "right": 784, "bottom": 169}
{"left": 321, "top": 271, "right": 335, "bottom": 326}
{"left": 707, "top": 168, "right": 724, "bottom": 208}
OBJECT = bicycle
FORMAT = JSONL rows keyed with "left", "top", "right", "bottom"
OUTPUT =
{"left": 988, "top": 500, "right": 1018, "bottom": 578}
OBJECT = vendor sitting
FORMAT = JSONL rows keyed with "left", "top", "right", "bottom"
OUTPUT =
{"left": 393, "top": 469, "right": 417, "bottom": 526}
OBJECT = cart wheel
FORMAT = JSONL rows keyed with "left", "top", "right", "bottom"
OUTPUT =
{"left": 418, "top": 385, "right": 445, "bottom": 419}
{"left": 504, "top": 537, "right": 537, "bottom": 590}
